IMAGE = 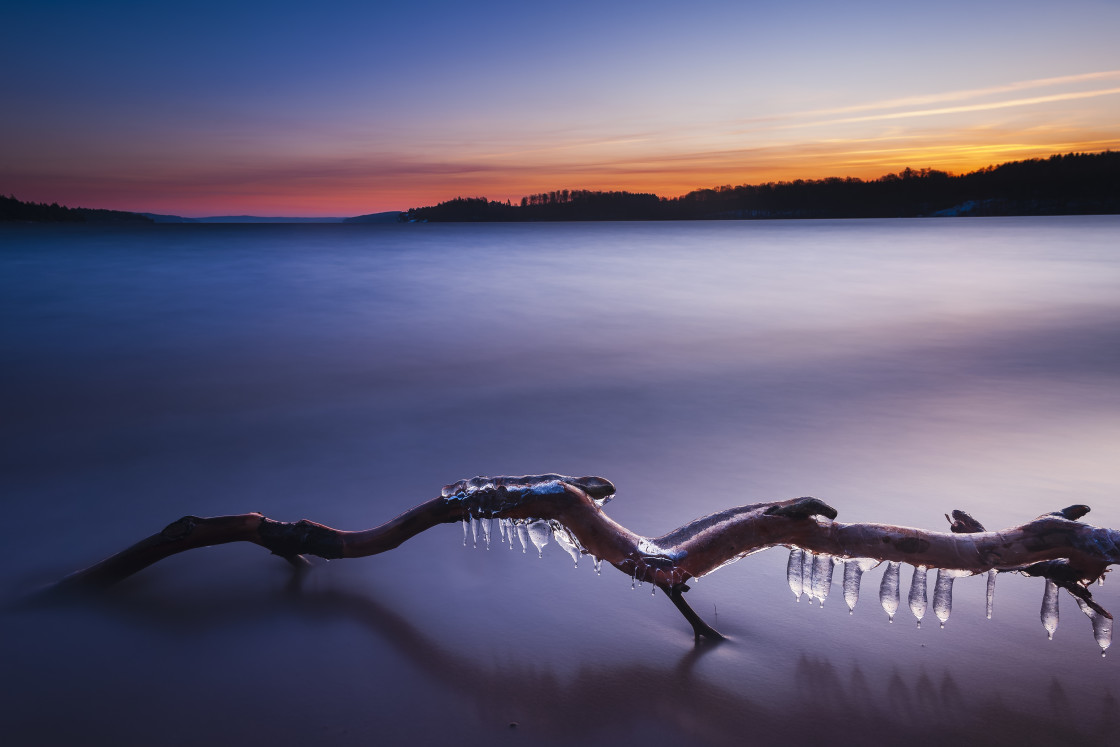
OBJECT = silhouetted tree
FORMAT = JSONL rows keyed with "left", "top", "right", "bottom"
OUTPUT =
{"left": 401, "top": 151, "right": 1119, "bottom": 222}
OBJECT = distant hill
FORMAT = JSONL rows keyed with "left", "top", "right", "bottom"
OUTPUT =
{"left": 142, "top": 214, "right": 346, "bottom": 223}
{"left": 403, "top": 151, "right": 1120, "bottom": 222}
{"left": 343, "top": 211, "right": 404, "bottom": 224}
{"left": 2, "top": 195, "right": 153, "bottom": 223}
{"left": 141, "top": 213, "right": 201, "bottom": 223}
{"left": 194, "top": 215, "right": 347, "bottom": 223}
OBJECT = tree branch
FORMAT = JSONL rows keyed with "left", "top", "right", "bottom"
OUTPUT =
{"left": 52, "top": 474, "right": 1120, "bottom": 642}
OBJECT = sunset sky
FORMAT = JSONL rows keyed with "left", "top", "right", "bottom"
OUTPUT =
{"left": 3, "top": 0, "right": 1119, "bottom": 217}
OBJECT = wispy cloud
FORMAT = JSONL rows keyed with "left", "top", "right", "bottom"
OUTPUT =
{"left": 801, "top": 70, "right": 1120, "bottom": 118}
{"left": 808, "top": 86, "right": 1120, "bottom": 128}
{"left": 722, "top": 70, "right": 1120, "bottom": 137}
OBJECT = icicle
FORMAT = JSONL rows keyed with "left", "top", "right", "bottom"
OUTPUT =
{"left": 516, "top": 522, "right": 530, "bottom": 554}
{"left": 553, "top": 529, "right": 580, "bottom": 568}
{"left": 526, "top": 520, "right": 550, "bottom": 558}
{"left": 1093, "top": 615, "right": 1112, "bottom": 656}
{"left": 1041, "top": 579, "right": 1059, "bottom": 640}
{"left": 909, "top": 566, "right": 928, "bottom": 628}
{"left": 787, "top": 548, "right": 805, "bottom": 601}
{"left": 842, "top": 561, "right": 860, "bottom": 613}
{"left": 986, "top": 569, "right": 997, "bottom": 619}
{"left": 843, "top": 559, "right": 878, "bottom": 613}
{"left": 482, "top": 517, "right": 493, "bottom": 550}
{"left": 880, "top": 561, "right": 901, "bottom": 622}
{"left": 802, "top": 550, "right": 813, "bottom": 598}
{"left": 810, "top": 553, "right": 834, "bottom": 607}
{"left": 932, "top": 569, "right": 957, "bottom": 628}
{"left": 471, "top": 515, "right": 480, "bottom": 548}
{"left": 462, "top": 517, "right": 469, "bottom": 547}
{"left": 593, "top": 557, "right": 602, "bottom": 576}
{"left": 1074, "top": 598, "right": 1113, "bottom": 656}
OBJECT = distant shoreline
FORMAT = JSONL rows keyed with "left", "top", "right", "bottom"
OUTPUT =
{"left": 402, "top": 151, "right": 1120, "bottom": 223}
{"left": 4, "top": 150, "right": 1117, "bottom": 224}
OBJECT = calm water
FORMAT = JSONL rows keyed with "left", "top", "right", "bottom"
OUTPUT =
{"left": 2, "top": 218, "right": 1120, "bottom": 745}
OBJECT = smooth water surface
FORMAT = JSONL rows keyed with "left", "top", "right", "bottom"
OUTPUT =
{"left": 3, "top": 218, "right": 1120, "bottom": 745}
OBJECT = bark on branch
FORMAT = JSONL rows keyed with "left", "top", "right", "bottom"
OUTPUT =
{"left": 53, "top": 474, "right": 1120, "bottom": 642}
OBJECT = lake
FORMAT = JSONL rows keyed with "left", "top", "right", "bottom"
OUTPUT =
{"left": 2, "top": 217, "right": 1119, "bottom": 746}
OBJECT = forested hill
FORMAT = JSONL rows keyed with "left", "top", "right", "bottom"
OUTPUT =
{"left": 1, "top": 195, "right": 153, "bottom": 223}
{"left": 402, "top": 151, "right": 1120, "bottom": 222}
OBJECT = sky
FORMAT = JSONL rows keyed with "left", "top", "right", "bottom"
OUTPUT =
{"left": 2, "top": 0, "right": 1119, "bottom": 217}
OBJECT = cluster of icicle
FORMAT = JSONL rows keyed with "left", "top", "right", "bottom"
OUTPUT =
{"left": 444, "top": 475, "right": 603, "bottom": 576}
{"left": 444, "top": 475, "right": 686, "bottom": 593}
{"left": 439, "top": 475, "right": 1114, "bottom": 653}
{"left": 785, "top": 548, "right": 1113, "bottom": 656}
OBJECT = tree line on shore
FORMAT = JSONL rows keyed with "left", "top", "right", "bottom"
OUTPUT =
{"left": 402, "top": 151, "right": 1120, "bottom": 222}
{"left": 1, "top": 194, "right": 153, "bottom": 223}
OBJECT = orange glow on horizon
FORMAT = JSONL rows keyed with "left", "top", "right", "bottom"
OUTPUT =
{"left": 10, "top": 138, "right": 1119, "bottom": 218}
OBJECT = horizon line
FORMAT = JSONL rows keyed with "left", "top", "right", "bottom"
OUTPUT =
{"left": 7, "top": 147, "right": 1114, "bottom": 220}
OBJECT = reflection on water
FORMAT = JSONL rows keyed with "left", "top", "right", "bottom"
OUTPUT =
{"left": 2, "top": 217, "right": 1119, "bottom": 745}
{"left": 8, "top": 581, "right": 1118, "bottom": 747}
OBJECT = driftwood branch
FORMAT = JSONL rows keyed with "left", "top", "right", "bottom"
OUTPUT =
{"left": 53, "top": 474, "right": 1120, "bottom": 644}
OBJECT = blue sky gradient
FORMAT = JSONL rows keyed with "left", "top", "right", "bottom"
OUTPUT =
{"left": 3, "top": 0, "right": 1119, "bottom": 215}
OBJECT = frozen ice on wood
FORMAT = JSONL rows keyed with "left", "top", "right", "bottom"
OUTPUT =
{"left": 880, "top": 561, "right": 901, "bottom": 622}
{"left": 787, "top": 548, "right": 805, "bottom": 601}
{"left": 1042, "top": 580, "right": 1060, "bottom": 640}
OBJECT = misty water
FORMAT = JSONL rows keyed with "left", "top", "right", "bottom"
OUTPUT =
{"left": 2, "top": 217, "right": 1119, "bottom": 745}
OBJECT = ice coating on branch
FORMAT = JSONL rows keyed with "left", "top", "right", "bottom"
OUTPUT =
{"left": 1075, "top": 597, "right": 1113, "bottom": 656}
{"left": 880, "top": 561, "right": 901, "bottom": 622}
{"left": 1042, "top": 580, "right": 1060, "bottom": 640}
{"left": 441, "top": 474, "right": 616, "bottom": 508}
{"left": 787, "top": 548, "right": 805, "bottom": 601}
{"left": 634, "top": 536, "right": 689, "bottom": 567}
{"left": 810, "top": 553, "right": 835, "bottom": 607}
{"left": 843, "top": 558, "right": 879, "bottom": 613}
{"left": 986, "top": 569, "right": 997, "bottom": 619}
{"left": 442, "top": 474, "right": 616, "bottom": 561}
{"left": 909, "top": 566, "right": 928, "bottom": 628}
